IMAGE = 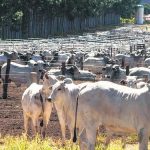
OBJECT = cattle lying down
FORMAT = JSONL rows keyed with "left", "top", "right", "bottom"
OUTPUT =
{"left": 48, "top": 65, "right": 96, "bottom": 81}
{"left": 1, "top": 62, "right": 44, "bottom": 87}
{"left": 48, "top": 80, "right": 150, "bottom": 150}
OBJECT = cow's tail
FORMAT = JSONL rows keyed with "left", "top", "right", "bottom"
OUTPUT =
{"left": 0, "top": 65, "right": 1, "bottom": 79}
{"left": 73, "top": 85, "right": 87, "bottom": 143}
{"left": 40, "top": 93, "right": 44, "bottom": 127}
{"left": 73, "top": 96, "right": 79, "bottom": 143}
{"left": 40, "top": 120, "right": 44, "bottom": 127}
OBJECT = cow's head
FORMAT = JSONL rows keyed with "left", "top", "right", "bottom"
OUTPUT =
{"left": 101, "top": 64, "right": 113, "bottom": 78}
{"left": 47, "top": 78, "right": 73, "bottom": 102}
{"left": 42, "top": 72, "right": 58, "bottom": 89}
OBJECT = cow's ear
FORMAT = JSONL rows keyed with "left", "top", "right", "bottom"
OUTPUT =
{"left": 45, "top": 73, "right": 49, "bottom": 79}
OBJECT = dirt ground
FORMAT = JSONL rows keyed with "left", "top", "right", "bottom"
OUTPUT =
{"left": 0, "top": 82, "right": 72, "bottom": 140}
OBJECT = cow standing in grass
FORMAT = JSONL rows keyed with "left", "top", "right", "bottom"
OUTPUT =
{"left": 21, "top": 74, "right": 58, "bottom": 138}
{"left": 48, "top": 80, "right": 150, "bottom": 150}
{"left": 21, "top": 73, "right": 72, "bottom": 141}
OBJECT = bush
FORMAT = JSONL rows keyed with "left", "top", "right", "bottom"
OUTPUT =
{"left": 120, "top": 17, "right": 135, "bottom": 24}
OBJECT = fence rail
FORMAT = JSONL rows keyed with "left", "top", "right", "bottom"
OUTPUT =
{"left": 0, "top": 14, "right": 120, "bottom": 39}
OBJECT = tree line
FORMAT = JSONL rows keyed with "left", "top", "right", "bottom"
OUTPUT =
{"left": 0, "top": 0, "right": 140, "bottom": 38}
{"left": 144, "top": 4, "right": 150, "bottom": 15}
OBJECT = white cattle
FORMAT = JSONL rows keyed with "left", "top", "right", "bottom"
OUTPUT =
{"left": 129, "top": 67, "right": 150, "bottom": 79}
{"left": 83, "top": 57, "right": 106, "bottom": 73}
{"left": 48, "top": 80, "right": 150, "bottom": 150}
{"left": 1, "top": 62, "right": 43, "bottom": 87}
{"left": 144, "top": 58, "right": 150, "bottom": 67}
{"left": 136, "top": 81, "right": 147, "bottom": 89}
{"left": 29, "top": 55, "right": 47, "bottom": 71}
{"left": 115, "top": 54, "right": 144, "bottom": 67}
{"left": 48, "top": 65, "right": 96, "bottom": 81}
{"left": 0, "top": 51, "right": 18, "bottom": 66}
{"left": 125, "top": 76, "right": 137, "bottom": 88}
{"left": 58, "top": 53, "right": 71, "bottom": 64}
{"left": 21, "top": 73, "right": 74, "bottom": 141}
{"left": 31, "top": 54, "right": 43, "bottom": 62}
{"left": 21, "top": 73, "right": 59, "bottom": 138}
{"left": 50, "top": 52, "right": 72, "bottom": 66}
{"left": 120, "top": 76, "right": 138, "bottom": 88}
{"left": 121, "top": 76, "right": 147, "bottom": 89}
{"left": 42, "top": 50, "right": 53, "bottom": 61}
{"left": 102, "top": 64, "right": 126, "bottom": 83}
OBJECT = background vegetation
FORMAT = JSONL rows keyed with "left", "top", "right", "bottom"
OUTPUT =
{"left": 0, "top": 0, "right": 140, "bottom": 36}
{"left": 144, "top": 4, "right": 150, "bottom": 14}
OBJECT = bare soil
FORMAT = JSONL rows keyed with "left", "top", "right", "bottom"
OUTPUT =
{"left": 0, "top": 82, "right": 71, "bottom": 140}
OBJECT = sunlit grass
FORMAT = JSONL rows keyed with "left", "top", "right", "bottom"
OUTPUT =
{"left": 0, "top": 134, "right": 150, "bottom": 150}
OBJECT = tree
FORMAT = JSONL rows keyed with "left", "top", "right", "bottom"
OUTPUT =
{"left": 144, "top": 4, "right": 150, "bottom": 15}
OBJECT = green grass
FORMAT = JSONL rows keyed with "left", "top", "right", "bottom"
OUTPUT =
{"left": 0, "top": 134, "right": 150, "bottom": 150}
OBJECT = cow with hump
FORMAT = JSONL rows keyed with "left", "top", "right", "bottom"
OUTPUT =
{"left": 48, "top": 79, "right": 150, "bottom": 150}
{"left": 21, "top": 73, "right": 72, "bottom": 141}
{"left": 22, "top": 73, "right": 53, "bottom": 138}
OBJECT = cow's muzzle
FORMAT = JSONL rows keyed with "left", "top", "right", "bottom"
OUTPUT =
{"left": 47, "top": 97, "right": 52, "bottom": 102}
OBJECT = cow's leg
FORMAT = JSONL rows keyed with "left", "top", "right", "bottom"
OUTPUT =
{"left": 121, "top": 136, "right": 126, "bottom": 149}
{"left": 23, "top": 113, "right": 29, "bottom": 136}
{"left": 79, "top": 128, "right": 88, "bottom": 150}
{"left": 104, "top": 133, "right": 113, "bottom": 148}
{"left": 85, "top": 127, "right": 97, "bottom": 150}
{"left": 55, "top": 105, "right": 66, "bottom": 143}
{"left": 31, "top": 117, "right": 38, "bottom": 137}
{"left": 138, "top": 128, "right": 148, "bottom": 150}
{"left": 40, "top": 119, "right": 46, "bottom": 139}
{"left": 41, "top": 103, "right": 53, "bottom": 138}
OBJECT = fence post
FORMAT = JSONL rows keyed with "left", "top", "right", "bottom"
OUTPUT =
{"left": 110, "top": 47, "right": 113, "bottom": 57}
{"left": 144, "top": 44, "right": 146, "bottom": 59}
{"left": 3, "top": 58, "right": 11, "bottom": 99}
{"left": 126, "top": 66, "right": 130, "bottom": 76}
{"left": 130, "top": 45, "right": 132, "bottom": 53}
{"left": 61, "top": 62, "right": 66, "bottom": 75}
{"left": 80, "top": 57, "right": 83, "bottom": 70}
{"left": 121, "top": 58, "right": 125, "bottom": 68}
{"left": 0, "top": 65, "right": 1, "bottom": 78}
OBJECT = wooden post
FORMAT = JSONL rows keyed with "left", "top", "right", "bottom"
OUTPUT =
{"left": 80, "top": 56, "right": 83, "bottom": 70}
{"left": 134, "top": 45, "right": 136, "bottom": 51}
{"left": 121, "top": 58, "right": 125, "bottom": 68}
{"left": 110, "top": 47, "right": 113, "bottom": 57}
{"left": 0, "top": 65, "right": 1, "bottom": 78}
{"left": 126, "top": 66, "right": 130, "bottom": 76}
{"left": 144, "top": 44, "right": 146, "bottom": 59}
{"left": 3, "top": 59, "right": 11, "bottom": 99}
{"left": 130, "top": 45, "right": 132, "bottom": 53}
{"left": 61, "top": 62, "right": 66, "bottom": 75}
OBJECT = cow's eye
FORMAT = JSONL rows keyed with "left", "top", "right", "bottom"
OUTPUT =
{"left": 49, "top": 86, "right": 52, "bottom": 90}
{"left": 58, "top": 88, "right": 61, "bottom": 91}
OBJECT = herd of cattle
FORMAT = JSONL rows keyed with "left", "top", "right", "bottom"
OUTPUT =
{"left": 1, "top": 26, "right": 150, "bottom": 150}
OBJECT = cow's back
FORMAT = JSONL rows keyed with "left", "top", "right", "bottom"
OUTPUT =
{"left": 1, "top": 62, "right": 32, "bottom": 83}
{"left": 79, "top": 81, "right": 150, "bottom": 132}
{"left": 22, "top": 83, "right": 43, "bottom": 117}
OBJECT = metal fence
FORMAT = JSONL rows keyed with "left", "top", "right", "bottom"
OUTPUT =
{"left": 0, "top": 13, "right": 120, "bottom": 39}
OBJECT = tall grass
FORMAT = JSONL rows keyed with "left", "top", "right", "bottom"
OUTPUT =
{"left": 0, "top": 134, "right": 148, "bottom": 150}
